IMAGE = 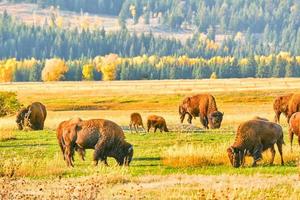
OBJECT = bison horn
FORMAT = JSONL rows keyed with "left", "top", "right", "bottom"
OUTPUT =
{"left": 128, "top": 146, "right": 133, "bottom": 153}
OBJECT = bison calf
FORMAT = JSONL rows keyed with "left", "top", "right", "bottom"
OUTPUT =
{"left": 227, "top": 119, "right": 284, "bottom": 168}
{"left": 288, "top": 112, "right": 300, "bottom": 152}
{"left": 129, "top": 112, "right": 146, "bottom": 133}
{"left": 147, "top": 115, "right": 169, "bottom": 133}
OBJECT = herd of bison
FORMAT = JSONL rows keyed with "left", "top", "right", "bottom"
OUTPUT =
{"left": 14, "top": 93, "right": 300, "bottom": 168}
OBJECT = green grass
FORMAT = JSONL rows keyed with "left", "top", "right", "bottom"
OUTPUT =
{"left": 0, "top": 129, "right": 298, "bottom": 179}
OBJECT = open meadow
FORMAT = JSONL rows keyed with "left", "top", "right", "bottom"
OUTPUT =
{"left": 0, "top": 78, "right": 300, "bottom": 199}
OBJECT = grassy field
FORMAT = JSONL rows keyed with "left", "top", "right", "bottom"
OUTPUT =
{"left": 0, "top": 79, "right": 300, "bottom": 198}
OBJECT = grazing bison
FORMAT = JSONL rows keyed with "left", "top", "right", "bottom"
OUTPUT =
{"left": 147, "top": 115, "right": 169, "bottom": 133}
{"left": 129, "top": 112, "right": 146, "bottom": 133}
{"left": 287, "top": 93, "right": 300, "bottom": 122}
{"left": 227, "top": 119, "right": 284, "bottom": 168}
{"left": 56, "top": 118, "right": 85, "bottom": 161}
{"left": 273, "top": 93, "right": 293, "bottom": 123}
{"left": 288, "top": 112, "right": 300, "bottom": 152}
{"left": 179, "top": 94, "right": 223, "bottom": 129}
{"left": 16, "top": 102, "right": 47, "bottom": 130}
{"left": 62, "top": 119, "right": 133, "bottom": 167}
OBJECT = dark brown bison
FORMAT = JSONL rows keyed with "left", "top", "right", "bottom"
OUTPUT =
{"left": 287, "top": 93, "right": 300, "bottom": 122}
{"left": 273, "top": 93, "right": 293, "bottom": 123}
{"left": 288, "top": 112, "right": 300, "bottom": 152}
{"left": 179, "top": 94, "right": 223, "bottom": 129}
{"left": 56, "top": 118, "right": 85, "bottom": 161}
{"left": 147, "top": 115, "right": 169, "bottom": 133}
{"left": 62, "top": 119, "right": 133, "bottom": 167}
{"left": 227, "top": 119, "right": 284, "bottom": 168}
{"left": 16, "top": 102, "right": 47, "bottom": 130}
{"left": 129, "top": 112, "right": 145, "bottom": 133}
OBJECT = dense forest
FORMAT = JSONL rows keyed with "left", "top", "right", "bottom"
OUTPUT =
{"left": 1, "top": 53, "right": 300, "bottom": 82}
{"left": 0, "top": 0, "right": 299, "bottom": 81}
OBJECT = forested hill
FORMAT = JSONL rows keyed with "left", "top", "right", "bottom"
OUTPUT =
{"left": 0, "top": 0, "right": 299, "bottom": 60}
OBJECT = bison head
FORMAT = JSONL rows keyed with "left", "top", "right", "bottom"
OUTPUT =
{"left": 116, "top": 142, "right": 134, "bottom": 166}
{"left": 15, "top": 108, "right": 29, "bottom": 130}
{"left": 208, "top": 111, "right": 223, "bottom": 129}
{"left": 227, "top": 147, "right": 246, "bottom": 168}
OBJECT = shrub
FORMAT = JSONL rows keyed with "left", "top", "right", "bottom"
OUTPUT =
{"left": 0, "top": 91, "right": 21, "bottom": 117}
{"left": 42, "top": 58, "right": 69, "bottom": 81}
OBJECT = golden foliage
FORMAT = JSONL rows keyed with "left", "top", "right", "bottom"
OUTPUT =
{"left": 210, "top": 72, "right": 218, "bottom": 79}
{"left": 82, "top": 64, "right": 94, "bottom": 80}
{"left": 42, "top": 58, "right": 68, "bottom": 81}
{"left": 0, "top": 58, "right": 17, "bottom": 82}
{"left": 97, "top": 54, "right": 120, "bottom": 81}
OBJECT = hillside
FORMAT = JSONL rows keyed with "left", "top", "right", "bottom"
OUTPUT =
{"left": 0, "top": 2, "right": 193, "bottom": 42}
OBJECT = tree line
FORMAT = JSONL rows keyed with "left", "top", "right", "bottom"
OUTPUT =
{"left": 0, "top": 11, "right": 299, "bottom": 61}
{"left": 5, "top": 0, "right": 300, "bottom": 55}
{"left": 1, "top": 53, "right": 299, "bottom": 82}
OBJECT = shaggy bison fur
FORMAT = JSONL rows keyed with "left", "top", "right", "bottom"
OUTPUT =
{"left": 273, "top": 93, "right": 293, "bottom": 123}
{"left": 147, "top": 115, "right": 169, "bottom": 133}
{"left": 179, "top": 94, "right": 223, "bottom": 129}
{"left": 16, "top": 102, "right": 47, "bottom": 130}
{"left": 288, "top": 112, "right": 300, "bottom": 152}
{"left": 62, "top": 119, "right": 133, "bottom": 167}
{"left": 227, "top": 119, "right": 284, "bottom": 168}
{"left": 287, "top": 93, "right": 300, "bottom": 122}
{"left": 129, "top": 112, "right": 146, "bottom": 133}
{"left": 56, "top": 118, "right": 84, "bottom": 161}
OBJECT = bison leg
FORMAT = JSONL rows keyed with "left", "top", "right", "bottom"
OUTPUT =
{"left": 154, "top": 127, "right": 157, "bottom": 133}
{"left": 269, "top": 145, "right": 276, "bottom": 165}
{"left": 180, "top": 113, "right": 185, "bottom": 123}
{"left": 147, "top": 121, "right": 151, "bottom": 133}
{"left": 274, "top": 112, "right": 280, "bottom": 123}
{"left": 134, "top": 124, "right": 138, "bottom": 133}
{"left": 252, "top": 143, "right": 263, "bottom": 167}
{"left": 276, "top": 141, "right": 284, "bottom": 166}
{"left": 93, "top": 139, "right": 107, "bottom": 166}
{"left": 187, "top": 114, "right": 192, "bottom": 124}
{"left": 64, "top": 145, "right": 74, "bottom": 167}
{"left": 76, "top": 146, "right": 86, "bottom": 161}
{"left": 129, "top": 122, "right": 133, "bottom": 133}
{"left": 58, "top": 139, "right": 65, "bottom": 160}
{"left": 289, "top": 128, "right": 294, "bottom": 152}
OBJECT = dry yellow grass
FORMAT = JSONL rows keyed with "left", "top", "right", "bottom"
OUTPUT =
{"left": 162, "top": 143, "right": 300, "bottom": 168}
{"left": 0, "top": 129, "right": 16, "bottom": 142}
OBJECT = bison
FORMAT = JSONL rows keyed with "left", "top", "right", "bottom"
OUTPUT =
{"left": 288, "top": 112, "right": 300, "bottom": 152}
{"left": 56, "top": 118, "right": 85, "bottom": 161}
{"left": 287, "top": 93, "right": 300, "bottom": 122}
{"left": 227, "top": 119, "right": 284, "bottom": 168}
{"left": 147, "top": 115, "right": 169, "bottom": 133}
{"left": 16, "top": 102, "right": 47, "bottom": 130}
{"left": 129, "top": 112, "right": 146, "bottom": 133}
{"left": 179, "top": 94, "right": 223, "bottom": 129}
{"left": 273, "top": 93, "right": 293, "bottom": 123}
{"left": 62, "top": 119, "right": 133, "bottom": 167}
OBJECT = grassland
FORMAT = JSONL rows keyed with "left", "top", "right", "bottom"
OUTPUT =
{"left": 0, "top": 78, "right": 300, "bottom": 198}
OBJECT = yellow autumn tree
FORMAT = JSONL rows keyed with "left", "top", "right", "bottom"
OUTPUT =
{"left": 0, "top": 59, "right": 17, "bottom": 82}
{"left": 82, "top": 64, "right": 94, "bottom": 80}
{"left": 98, "top": 54, "right": 120, "bottom": 81}
{"left": 42, "top": 58, "right": 68, "bottom": 81}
